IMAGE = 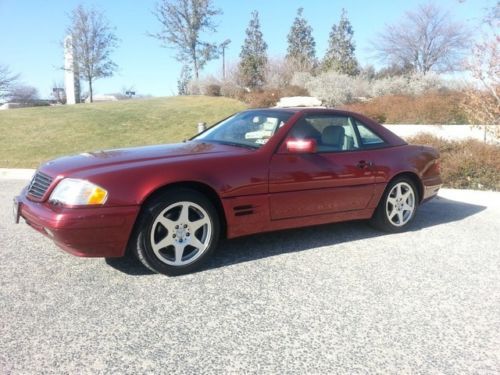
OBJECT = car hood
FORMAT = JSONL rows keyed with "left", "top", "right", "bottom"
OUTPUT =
{"left": 40, "top": 141, "right": 243, "bottom": 177}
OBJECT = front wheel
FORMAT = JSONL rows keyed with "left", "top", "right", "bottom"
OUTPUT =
{"left": 370, "top": 177, "right": 418, "bottom": 233}
{"left": 131, "top": 189, "right": 220, "bottom": 276}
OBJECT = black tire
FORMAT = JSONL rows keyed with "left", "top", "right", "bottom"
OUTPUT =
{"left": 131, "top": 188, "right": 220, "bottom": 276}
{"left": 370, "top": 177, "right": 419, "bottom": 233}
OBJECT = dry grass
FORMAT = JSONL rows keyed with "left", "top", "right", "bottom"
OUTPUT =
{"left": 0, "top": 96, "right": 246, "bottom": 168}
{"left": 342, "top": 92, "right": 468, "bottom": 124}
{"left": 408, "top": 133, "right": 500, "bottom": 191}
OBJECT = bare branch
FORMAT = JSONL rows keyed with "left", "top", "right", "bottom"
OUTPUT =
{"left": 151, "top": 0, "right": 222, "bottom": 79}
{"left": 0, "top": 64, "right": 20, "bottom": 100}
{"left": 66, "top": 5, "right": 119, "bottom": 102}
{"left": 372, "top": 3, "right": 471, "bottom": 74}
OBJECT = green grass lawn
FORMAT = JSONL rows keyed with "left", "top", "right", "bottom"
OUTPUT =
{"left": 0, "top": 96, "right": 246, "bottom": 168}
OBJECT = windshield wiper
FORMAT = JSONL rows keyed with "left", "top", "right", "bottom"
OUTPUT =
{"left": 205, "top": 140, "right": 259, "bottom": 150}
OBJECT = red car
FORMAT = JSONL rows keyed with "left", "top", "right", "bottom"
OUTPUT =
{"left": 14, "top": 108, "right": 442, "bottom": 275}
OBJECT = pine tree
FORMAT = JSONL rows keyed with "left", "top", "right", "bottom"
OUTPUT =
{"left": 286, "top": 8, "right": 316, "bottom": 71}
{"left": 239, "top": 11, "right": 268, "bottom": 89}
{"left": 323, "top": 9, "right": 359, "bottom": 75}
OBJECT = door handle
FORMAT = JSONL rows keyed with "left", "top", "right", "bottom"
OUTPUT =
{"left": 357, "top": 160, "right": 373, "bottom": 169}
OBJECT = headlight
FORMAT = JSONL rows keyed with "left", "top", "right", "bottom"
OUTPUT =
{"left": 49, "top": 178, "right": 108, "bottom": 205}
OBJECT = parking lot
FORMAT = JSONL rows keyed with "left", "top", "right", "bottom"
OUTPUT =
{"left": 1, "top": 178, "right": 499, "bottom": 374}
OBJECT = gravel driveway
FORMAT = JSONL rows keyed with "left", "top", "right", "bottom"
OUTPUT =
{"left": 1, "top": 179, "right": 499, "bottom": 374}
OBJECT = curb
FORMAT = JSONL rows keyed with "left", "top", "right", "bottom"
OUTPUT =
{"left": 0, "top": 168, "right": 35, "bottom": 180}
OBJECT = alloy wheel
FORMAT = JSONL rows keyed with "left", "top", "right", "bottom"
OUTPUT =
{"left": 385, "top": 182, "right": 416, "bottom": 227}
{"left": 149, "top": 201, "right": 212, "bottom": 266}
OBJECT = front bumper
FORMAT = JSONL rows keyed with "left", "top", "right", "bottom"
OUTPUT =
{"left": 16, "top": 190, "right": 140, "bottom": 258}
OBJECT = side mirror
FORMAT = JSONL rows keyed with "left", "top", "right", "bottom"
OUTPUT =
{"left": 285, "top": 138, "right": 317, "bottom": 153}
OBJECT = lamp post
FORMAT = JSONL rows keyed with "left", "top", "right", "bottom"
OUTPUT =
{"left": 219, "top": 39, "right": 231, "bottom": 80}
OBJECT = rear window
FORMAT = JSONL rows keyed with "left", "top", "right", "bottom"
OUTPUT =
{"left": 355, "top": 121, "right": 386, "bottom": 147}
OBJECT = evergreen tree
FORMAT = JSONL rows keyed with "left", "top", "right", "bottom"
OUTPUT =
{"left": 323, "top": 9, "right": 359, "bottom": 75}
{"left": 286, "top": 8, "right": 316, "bottom": 71}
{"left": 239, "top": 11, "right": 268, "bottom": 89}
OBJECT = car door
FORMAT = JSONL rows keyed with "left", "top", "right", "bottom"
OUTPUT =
{"left": 268, "top": 114, "right": 375, "bottom": 220}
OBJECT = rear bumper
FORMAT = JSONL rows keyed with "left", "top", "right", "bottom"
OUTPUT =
{"left": 17, "top": 191, "right": 140, "bottom": 258}
{"left": 422, "top": 175, "right": 442, "bottom": 202}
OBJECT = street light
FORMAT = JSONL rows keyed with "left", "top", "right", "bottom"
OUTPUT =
{"left": 219, "top": 39, "right": 231, "bottom": 80}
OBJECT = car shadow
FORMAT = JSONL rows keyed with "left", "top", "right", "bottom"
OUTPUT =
{"left": 105, "top": 196, "right": 486, "bottom": 276}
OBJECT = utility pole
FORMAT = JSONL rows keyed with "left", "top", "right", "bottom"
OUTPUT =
{"left": 219, "top": 39, "right": 231, "bottom": 80}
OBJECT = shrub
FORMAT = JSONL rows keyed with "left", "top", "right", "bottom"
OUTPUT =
{"left": 205, "top": 84, "right": 221, "bottom": 97}
{"left": 186, "top": 80, "right": 202, "bottom": 95}
{"left": 290, "top": 71, "right": 451, "bottom": 106}
{"left": 341, "top": 92, "right": 468, "bottom": 124}
{"left": 244, "top": 89, "right": 281, "bottom": 108}
{"left": 187, "top": 76, "right": 222, "bottom": 96}
{"left": 300, "top": 72, "right": 360, "bottom": 106}
{"left": 280, "top": 85, "right": 309, "bottom": 97}
{"left": 369, "top": 73, "right": 442, "bottom": 97}
{"left": 220, "top": 81, "right": 246, "bottom": 100}
{"left": 241, "top": 86, "right": 310, "bottom": 108}
{"left": 407, "top": 133, "right": 500, "bottom": 191}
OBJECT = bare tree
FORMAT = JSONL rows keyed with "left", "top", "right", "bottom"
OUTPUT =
{"left": 461, "top": 3, "right": 499, "bottom": 139}
{"left": 66, "top": 5, "right": 119, "bottom": 103}
{"left": 373, "top": 3, "right": 470, "bottom": 74}
{"left": 0, "top": 64, "right": 19, "bottom": 100}
{"left": 152, "top": 0, "right": 222, "bottom": 80}
{"left": 8, "top": 85, "right": 39, "bottom": 104}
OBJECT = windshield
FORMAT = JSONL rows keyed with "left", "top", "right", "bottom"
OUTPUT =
{"left": 193, "top": 110, "right": 293, "bottom": 149}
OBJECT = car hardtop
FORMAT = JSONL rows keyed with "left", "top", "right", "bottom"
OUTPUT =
{"left": 243, "top": 107, "right": 406, "bottom": 147}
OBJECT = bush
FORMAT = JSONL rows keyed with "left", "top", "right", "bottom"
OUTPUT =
{"left": 369, "top": 73, "right": 442, "bottom": 97}
{"left": 341, "top": 92, "right": 468, "bottom": 124}
{"left": 290, "top": 71, "right": 452, "bottom": 107}
{"left": 292, "top": 72, "right": 361, "bottom": 106}
{"left": 241, "top": 86, "right": 310, "bottom": 108}
{"left": 280, "top": 85, "right": 309, "bottom": 97}
{"left": 244, "top": 89, "right": 281, "bottom": 108}
{"left": 220, "top": 81, "right": 246, "bottom": 100}
{"left": 407, "top": 133, "right": 500, "bottom": 191}
{"left": 187, "top": 77, "right": 223, "bottom": 96}
{"left": 205, "top": 84, "right": 221, "bottom": 97}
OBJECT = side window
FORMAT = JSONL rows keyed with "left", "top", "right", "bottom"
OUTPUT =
{"left": 355, "top": 120, "right": 386, "bottom": 147}
{"left": 288, "top": 115, "right": 360, "bottom": 152}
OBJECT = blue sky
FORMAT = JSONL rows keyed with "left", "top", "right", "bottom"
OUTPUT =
{"left": 0, "top": 0, "right": 493, "bottom": 98}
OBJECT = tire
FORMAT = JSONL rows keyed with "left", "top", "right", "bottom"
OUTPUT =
{"left": 370, "top": 177, "right": 418, "bottom": 233}
{"left": 131, "top": 188, "right": 220, "bottom": 276}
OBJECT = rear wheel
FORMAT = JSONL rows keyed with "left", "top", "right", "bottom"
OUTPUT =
{"left": 370, "top": 177, "right": 418, "bottom": 232}
{"left": 131, "top": 189, "right": 220, "bottom": 276}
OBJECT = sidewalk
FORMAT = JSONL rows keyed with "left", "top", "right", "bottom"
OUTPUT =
{"left": 0, "top": 168, "right": 35, "bottom": 180}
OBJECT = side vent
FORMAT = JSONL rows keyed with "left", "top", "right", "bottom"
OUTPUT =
{"left": 233, "top": 205, "right": 254, "bottom": 217}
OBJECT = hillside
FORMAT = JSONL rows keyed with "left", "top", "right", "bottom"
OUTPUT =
{"left": 0, "top": 96, "right": 246, "bottom": 168}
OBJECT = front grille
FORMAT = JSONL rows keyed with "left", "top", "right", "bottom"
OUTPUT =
{"left": 27, "top": 171, "right": 53, "bottom": 199}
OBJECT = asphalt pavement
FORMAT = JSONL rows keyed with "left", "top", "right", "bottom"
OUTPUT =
{"left": 1, "top": 179, "right": 499, "bottom": 374}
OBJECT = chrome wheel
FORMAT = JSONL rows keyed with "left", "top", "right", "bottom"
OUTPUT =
{"left": 149, "top": 201, "right": 212, "bottom": 266}
{"left": 385, "top": 182, "right": 416, "bottom": 227}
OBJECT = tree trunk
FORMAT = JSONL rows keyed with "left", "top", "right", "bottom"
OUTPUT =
{"left": 89, "top": 78, "right": 93, "bottom": 103}
{"left": 193, "top": 51, "right": 199, "bottom": 80}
